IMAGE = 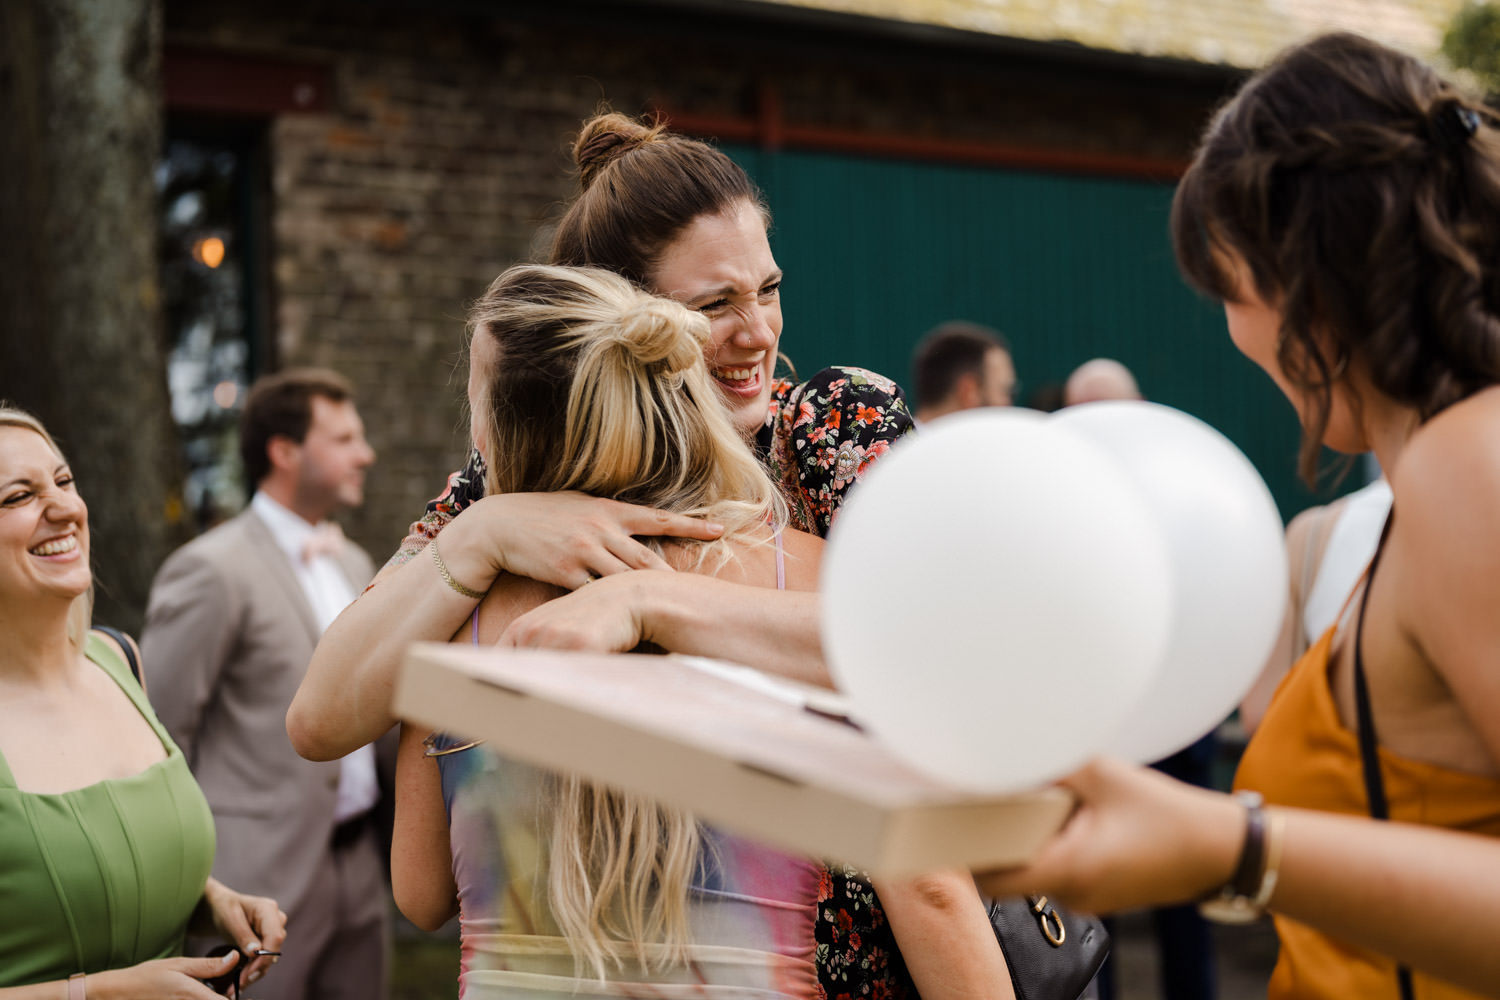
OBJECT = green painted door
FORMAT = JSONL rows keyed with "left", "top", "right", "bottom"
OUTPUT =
{"left": 726, "top": 144, "right": 1354, "bottom": 519}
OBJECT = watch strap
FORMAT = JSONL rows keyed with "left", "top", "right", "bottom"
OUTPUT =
{"left": 68, "top": 973, "right": 86, "bottom": 1000}
{"left": 1198, "top": 790, "right": 1276, "bottom": 924}
{"left": 1227, "top": 790, "right": 1267, "bottom": 898}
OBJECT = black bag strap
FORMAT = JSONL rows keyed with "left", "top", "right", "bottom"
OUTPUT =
{"left": 92, "top": 624, "right": 141, "bottom": 685}
{"left": 1352, "top": 512, "right": 1415, "bottom": 1000}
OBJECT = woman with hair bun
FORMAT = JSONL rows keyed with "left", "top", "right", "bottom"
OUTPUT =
{"left": 981, "top": 33, "right": 1500, "bottom": 1000}
{"left": 390, "top": 264, "right": 1011, "bottom": 999}
{"left": 292, "top": 113, "right": 909, "bottom": 747}
{"left": 292, "top": 113, "right": 991, "bottom": 1000}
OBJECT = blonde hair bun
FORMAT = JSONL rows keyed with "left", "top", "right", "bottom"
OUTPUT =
{"left": 613, "top": 297, "right": 707, "bottom": 376}
{"left": 464, "top": 262, "right": 791, "bottom": 978}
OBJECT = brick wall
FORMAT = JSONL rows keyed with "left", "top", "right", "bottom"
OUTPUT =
{"left": 164, "top": 0, "right": 1231, "bottom": 561}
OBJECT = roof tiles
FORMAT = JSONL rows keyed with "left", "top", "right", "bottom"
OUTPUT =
{"left": 753, "top": 0, "right": 1467, "bottom": 69}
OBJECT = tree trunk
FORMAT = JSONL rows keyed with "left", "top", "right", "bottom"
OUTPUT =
{"left": 0, "top": 0, "right": 184, "bottom": 633}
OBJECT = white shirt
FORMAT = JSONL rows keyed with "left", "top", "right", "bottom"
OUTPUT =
{"left": 251, "top": 492, "right": 379, "bottom": 823}
{"left": 1302, "top": 479, "right": 1394, "bottom": 645}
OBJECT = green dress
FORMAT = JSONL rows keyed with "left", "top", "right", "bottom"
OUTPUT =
{"left": 0, "top": 632, "right": 216, "bottom": 986}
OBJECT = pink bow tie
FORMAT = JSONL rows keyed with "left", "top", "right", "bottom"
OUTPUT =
{"left": 301, "top": 523, "right": 345, "bottom": 565}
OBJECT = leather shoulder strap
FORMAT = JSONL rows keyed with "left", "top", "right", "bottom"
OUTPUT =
{"left": 1351, "top": 510, "right": 1414, "bottom": 1000}
{"left": 92, "top": 624, "right": 141, "bottom": 684}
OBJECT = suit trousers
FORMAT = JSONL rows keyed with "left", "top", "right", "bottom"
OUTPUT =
{"left": 249, "top": 824, "right": 389, "bottom": 1000}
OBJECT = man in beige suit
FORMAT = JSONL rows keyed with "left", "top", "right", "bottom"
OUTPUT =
{"left": 144, "top": 369, "right": 388, "bottom": 1000}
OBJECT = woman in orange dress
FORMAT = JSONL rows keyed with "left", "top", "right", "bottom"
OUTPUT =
{"left": 982, "top": 32, "right": 1500, "bottom": 1000}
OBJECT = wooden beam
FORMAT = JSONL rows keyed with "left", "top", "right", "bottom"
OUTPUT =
{"left": 658, "top": 107, "right": 1187, "bottom": 182}
{"left": 163, "top": 46, "right": 331, "bottom": 117}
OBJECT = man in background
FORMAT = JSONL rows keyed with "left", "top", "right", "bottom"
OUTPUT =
{"left": 1062, "top": 356, "right": 1216, "bottom": 1000}
{"left": 144, "top": 368, "right": 390, "bottom": 1000}
{"left": 910, "top": 321, "right": 1017, "bottom": 423}
{"left": 1062, "top": 357, "right": 1143, "bottom": 406}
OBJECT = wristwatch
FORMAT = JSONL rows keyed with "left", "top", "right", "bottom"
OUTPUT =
{"left": 1198, "top": 790, "right": 1285, "bottom": 924}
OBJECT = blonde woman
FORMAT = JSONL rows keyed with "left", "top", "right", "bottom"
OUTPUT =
{"left": 0, "top": 406, "right": 286, "bottom": 998}
{"left": 391, "top": 266, "right": 1011, "bottom": 999}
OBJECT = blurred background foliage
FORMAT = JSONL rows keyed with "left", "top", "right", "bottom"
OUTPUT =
{"left": 1444, "top": 2, "right": 1500, "bottom": 95}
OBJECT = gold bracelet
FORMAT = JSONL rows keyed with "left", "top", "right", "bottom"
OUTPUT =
{"left": 431, "top": 538, "right": 486, "bottom": 601}
{"left": 1254, "top": 809, "right": 1287, "bottom": 909}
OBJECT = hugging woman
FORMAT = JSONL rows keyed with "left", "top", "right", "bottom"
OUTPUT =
{"left": 388, "top": 263, "right": 1010, "bottom": 998}
{"left": 292, "top": 113, "right": 1004, "bottom": 999}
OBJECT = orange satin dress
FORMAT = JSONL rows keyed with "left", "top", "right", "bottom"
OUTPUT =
{"left": 1235, "top": 625, "right": 1500, "bottom": 1000}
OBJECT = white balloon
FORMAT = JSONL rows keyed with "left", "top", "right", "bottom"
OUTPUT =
{"left": 821, "top": 409, "right": 1174, "bottom": 793}
{"left": 1054, "top": 401, "right": 1287, "bottom": 763}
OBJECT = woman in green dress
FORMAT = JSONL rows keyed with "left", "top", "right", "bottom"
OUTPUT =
{"left": 0, "top": 406, "right": 287, "bottom": 999}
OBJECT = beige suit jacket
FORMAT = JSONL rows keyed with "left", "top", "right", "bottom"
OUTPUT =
{"left": 142, "top": 507, "right": 383, "bottom": 920}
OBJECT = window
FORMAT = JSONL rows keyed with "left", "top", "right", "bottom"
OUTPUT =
{"left": 157, "top": 123, "right": 270, "bottom": 529}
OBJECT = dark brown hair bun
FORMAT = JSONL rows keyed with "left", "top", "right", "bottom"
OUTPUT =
{"left": 573, "top": 112, "right": 667, "bottom": 191}
{"left": 551, "top": 110, "right": 767, "bottom": 288}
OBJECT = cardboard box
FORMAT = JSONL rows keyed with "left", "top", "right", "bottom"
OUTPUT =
{"left": 395, "top": 642, "right": 1072, "bottom": 877}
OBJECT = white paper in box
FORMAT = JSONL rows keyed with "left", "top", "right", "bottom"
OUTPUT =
{"left": 395, "top": 642, "right": 1072, "bottom": 877}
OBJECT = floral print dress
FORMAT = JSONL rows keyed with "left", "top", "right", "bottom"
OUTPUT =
{"left": 755, "top": 367, "right": 908, "bottom": 539}
{"left": 392, "top": 365, "right": 920, "bottom": 999}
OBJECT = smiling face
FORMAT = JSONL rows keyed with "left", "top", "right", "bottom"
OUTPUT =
{"left": 0, "top": 426, "right": 92, "bottom": 605}
{"left": 649, "top": 200, "right": 784, "bottom": 438}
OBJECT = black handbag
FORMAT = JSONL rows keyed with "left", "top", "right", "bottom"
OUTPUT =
{"left": 988, "top": 894, "right": 1109, "bottom": 1000}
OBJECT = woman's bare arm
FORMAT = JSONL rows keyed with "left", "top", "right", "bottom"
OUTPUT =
{"left": 875, "top": 871, "right": 1015, "bottom": 1000}
{"left": 0, "top": 954, "right": 248, "bottom": 999}
{"left": 1270, "top": 808, "right": 1500, "bottom": 995}
{"left": 976, "top": 759, "right": 1500, "bottom": 997}
{"left": 288, "top": 514, "right": 490, "bottom": 762}
{"left": 288, "top": 492, "right": 723, "bottom": 761}
{"left": 391, "top": 723, "right": 460, "bottom": 932}
{"left": 498, "top": 569, "right": 831, "bottom": 688}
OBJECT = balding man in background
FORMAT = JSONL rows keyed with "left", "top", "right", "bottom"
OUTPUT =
{"left": 1061, "top": 357, "right": 1216, "bottom": 1000}
{"left": 1063, "top": 357, "right": 1142, "bottom": 406}
{"left": 910, "top": 321, "right": 1016, "bottom": 423}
